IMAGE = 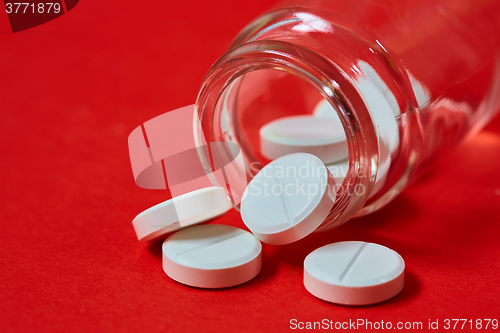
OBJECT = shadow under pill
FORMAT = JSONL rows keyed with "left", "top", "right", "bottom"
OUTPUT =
{"left": 147, "top": 239, "right": 164, "bottom": 260}
{"left": 353, "top": 195, "right": 422, "bottom": 232}
{"left": 390, "top": 270, "right": 420, "bottom": 305}
{"left": 273, "top": 232, "right": 350, "bottom": 268}
{"left": 248, "top": 245, "right": 280, "bottom": 285}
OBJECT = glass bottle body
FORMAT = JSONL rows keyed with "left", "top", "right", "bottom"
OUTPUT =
{"left": 194, "top": 0, "right": 500, "bottom": 230}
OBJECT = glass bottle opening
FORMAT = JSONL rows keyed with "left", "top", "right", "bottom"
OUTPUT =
{"left": 195, "top": 41, "right": 378, "bottom": 229}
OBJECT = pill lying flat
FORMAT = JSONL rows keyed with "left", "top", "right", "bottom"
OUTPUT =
{"left": 132, "top": 186, "right": 232, "bottom": 242}
{"left": 241, "top": 153, "right": 336, "bottom": 245}
{"left": 162, "top": 224, "right": 262, "bottom": 288}
{"left": 304, "top": 241, "right": 405, "bottom": 305}
{"left": 260, "top": 115, "right": 348, "bottom": 164}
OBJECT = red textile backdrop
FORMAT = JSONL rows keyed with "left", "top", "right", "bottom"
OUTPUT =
{"left": 1, "top": 1, "right": 499, "bottom": 332}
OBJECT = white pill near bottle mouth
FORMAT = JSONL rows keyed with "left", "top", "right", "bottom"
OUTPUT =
{"left": 162, "top": 224, "right": 262, "bottom": 288}
{"left": 304, "top": 241, "right": 405, "bottom": 305}
{"left": 260, "top": 115, "right": 348, "bottom": 164}
{"left": 241, "top": 153, "right": 336, "bottom": 245}
{"left": 132, "top": 186, "right": 232, "bottom": 242}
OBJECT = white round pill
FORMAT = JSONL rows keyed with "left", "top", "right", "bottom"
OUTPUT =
{"left": 260, "top": 115, "right": 348, "bottom": 164}
{"left": 241, "top": 153, "right": 336, "bottom": 245}
{"left": 304, "top": 241, "right": 405, "bottom": 305}
{"left": 132, "top": 186, "right": 232, "bottom": 242}
{"left": 162, "top": 224, "right": 262, "bottom": 288}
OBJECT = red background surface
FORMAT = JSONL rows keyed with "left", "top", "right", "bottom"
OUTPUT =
{"left": 1, "top": 1, "right": 500, "bottom": 332}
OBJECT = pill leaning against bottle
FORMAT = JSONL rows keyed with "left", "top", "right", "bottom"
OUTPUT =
{"left": 260, "top": 115, "right": 348, "bottom": 164}
{"left": 241, "top": 153, "right": 336, "bottom": 245}
{"left": 304, "top": 241, "right": 405, "bottom": 305}
{"left": 132, "top": 186, "right": 232, "bottom": 242}
{"left": 162, "top": 224, "right": 262, "bottom": 288}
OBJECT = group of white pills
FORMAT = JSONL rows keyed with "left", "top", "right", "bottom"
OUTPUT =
{"left": 131, "top": 100, "right": 404, "bottom": 305}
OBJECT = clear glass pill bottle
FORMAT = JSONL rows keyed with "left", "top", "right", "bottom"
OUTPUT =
{"left": 194, "top": 0, "right": 500, "bottom": 231}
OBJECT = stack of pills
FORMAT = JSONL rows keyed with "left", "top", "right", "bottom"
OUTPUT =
{"left": 129, "top": 100, "right": 404, "bottom": 305}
